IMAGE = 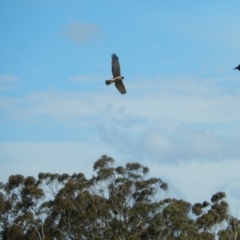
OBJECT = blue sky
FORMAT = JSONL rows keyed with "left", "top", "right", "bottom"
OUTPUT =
{"left": 1, "top": 1, "right": 240, "bottom": 216}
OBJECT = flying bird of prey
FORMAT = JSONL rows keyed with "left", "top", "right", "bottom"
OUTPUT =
{"left": 234, "top": 64, "right": 240, "bottom": 71}
{"left": 105, "top": 53, "right": 126, "bottom": 94}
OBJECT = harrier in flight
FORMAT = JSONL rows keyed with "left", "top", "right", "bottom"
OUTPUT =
{"left": 105, "top": 53, "right": 126, "bottom": 94}
{"left": 234, "top": 64, "right": 240, "bottom": 71}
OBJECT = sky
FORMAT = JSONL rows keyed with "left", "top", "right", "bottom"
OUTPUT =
{"left": 1, "top": 1, "right": 240, "bottom": 217}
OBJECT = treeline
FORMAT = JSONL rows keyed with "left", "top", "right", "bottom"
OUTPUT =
{"left": 0, "top": 155, "right": 239, "bottom": 240}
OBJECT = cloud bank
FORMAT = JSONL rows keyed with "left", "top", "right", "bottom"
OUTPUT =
{"left": 1, "top": 74, "right": 240, "bottom": 162}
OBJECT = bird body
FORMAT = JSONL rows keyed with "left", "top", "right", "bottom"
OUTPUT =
{"left": 234, "top": 64, "right": 240, "bottom": 71}
{"left": 105, "top": 76, "right": 124, "bottom": 85}
{"left": 105, "top": 53, "right": 126, "bottom": 94}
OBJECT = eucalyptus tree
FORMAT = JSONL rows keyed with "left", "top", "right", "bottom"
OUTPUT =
{"left": 0, "top": 175, "right": 45, "bottom": 240}
{"left": 0, "top": 156, "right": 239, "bottom": 240}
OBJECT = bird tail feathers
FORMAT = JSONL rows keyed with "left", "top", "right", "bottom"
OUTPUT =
{"left": 105, "top": 80, "right": 112, "bottom": 85}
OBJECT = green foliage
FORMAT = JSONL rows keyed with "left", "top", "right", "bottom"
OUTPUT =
{"left": 0, "top": 155, "right": 239, "bottom": 239}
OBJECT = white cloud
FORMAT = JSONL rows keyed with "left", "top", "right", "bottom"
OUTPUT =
{"left": 1, "top": 74, "right": 240, "bottom": 161}
{"left": 138, "top": 128, "right": 240, "bottom": 162}
{"left": 149, "top": 159, "right": 240, "bottom": 218}
{"left": 61, "top": 22, "right": 103, "bottom": 44}
{"left": 0, "top": 74, "right": 19, "bottom": 91}
{"left": 0, "top": 97, "right": 19, "bottom": 111}
{"left": 2, "top": 74, "right": 240, "bottom": 124}
{"left": 98, "top": 124, "right": 240, "bottom": 163}
{"left": 0, "top": 91, "right": 99, "bottom": 125}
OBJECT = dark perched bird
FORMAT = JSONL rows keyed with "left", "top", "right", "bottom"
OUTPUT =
{"left": 234, "top": 64, "right": 240, "bottom": 71}
{"left": 105, "top": 53, "right": 126, "bottom": 94}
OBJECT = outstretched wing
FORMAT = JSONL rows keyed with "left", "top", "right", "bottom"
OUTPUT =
{"left": 115, "top": 81, "right": 126, "bottom": 94}
{"left": 112, "top": 53, "right": 121, "bottom": 78}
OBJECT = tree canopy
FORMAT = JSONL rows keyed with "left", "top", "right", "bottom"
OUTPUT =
{"left": 0, "top": 155, "right": 239, "bottom": 240}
